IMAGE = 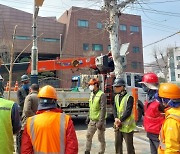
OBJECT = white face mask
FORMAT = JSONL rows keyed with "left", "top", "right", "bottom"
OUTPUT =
{"left": 89, "top": 85, "right": 94, "bottom": 91}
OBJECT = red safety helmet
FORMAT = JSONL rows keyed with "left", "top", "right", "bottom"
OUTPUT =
{"left": 140, "top": 73, "right": 159, "bottom": 90}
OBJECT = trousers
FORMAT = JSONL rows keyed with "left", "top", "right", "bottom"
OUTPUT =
{"left": 85, "top": 120, "right": 106, "bottom": 154}
{"left": 115, "top": 131, "right": 135, "bottom": 154}
{"left": 16, "top": 130, "right": 23, "bottom": 154}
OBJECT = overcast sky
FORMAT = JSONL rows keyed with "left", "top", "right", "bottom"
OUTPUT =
{"left": 0, "top": 0, "right": 180, "bottom": 64}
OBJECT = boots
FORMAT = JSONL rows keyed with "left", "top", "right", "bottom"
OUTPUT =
{"left": 85, "top": 151, "right": 90, "bottom": 154}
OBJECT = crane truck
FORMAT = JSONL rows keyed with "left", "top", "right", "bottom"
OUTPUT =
{"left": 4, "top": 53, "right": 146, "bottom": 121}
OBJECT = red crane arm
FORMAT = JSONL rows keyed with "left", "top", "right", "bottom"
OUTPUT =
{"left": 27, "top": 57, "right": 97, "bottom": 74}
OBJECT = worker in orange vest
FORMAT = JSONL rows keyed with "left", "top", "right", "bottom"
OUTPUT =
{"left": 21, "top": 85, "right": 78, "bottom": 154}
{"left": 157, "top": 83, "right": 180, "bottom": 154}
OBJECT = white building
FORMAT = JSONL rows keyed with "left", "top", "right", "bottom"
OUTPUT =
{"left": 169, "top": 47, "right": 180, "bottom": 82}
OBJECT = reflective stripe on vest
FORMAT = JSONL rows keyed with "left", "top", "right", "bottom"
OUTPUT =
{"left": 115, "top": 93, "right": 136, "bottom": 133}
{"left": 28, "top": 112, "right": 69, "bottom": 154}
{"left": 0, "top": 98, "right": 14, "bottom": 154}
{"left": 89, "top": 90, "right": 104, "bottom": 121}
{"left": 159, "top": 114, "right": 180, "bottom": 151}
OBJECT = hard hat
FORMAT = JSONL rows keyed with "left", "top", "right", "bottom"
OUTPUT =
{"left": 159, "top": 83, "right": 180, "bottom": 99}
{"left": 140, "top": 73, "right": 159, "bottom": 90}
{"left": 88, "top": 78, "right": 99, "bottom": 85}
{"left": 38, "top": 85, "right": 57, "bottom": 100}
{"left": 113, "top": 78, "right": 125, "bottom": 87}
{"left": 21, "top": 74, "right": 29, "bottom": 82}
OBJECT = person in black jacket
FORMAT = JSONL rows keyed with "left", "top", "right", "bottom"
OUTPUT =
{"left": 113, "top": 78, "right": 136, "bottom": 154}
{"left": 16, "top": 74, "right": 30, "bottom": 154}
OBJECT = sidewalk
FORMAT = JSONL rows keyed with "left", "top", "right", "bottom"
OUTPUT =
{"left": 77, "top": 127, "right": 151, "bottom": 154}
{"left": 14, "top": 127, "right": 150, "bottom": 154}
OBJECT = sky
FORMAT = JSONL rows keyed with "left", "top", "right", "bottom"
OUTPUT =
{"left": 0, "top": 0, "right": 180, "bottom": 65}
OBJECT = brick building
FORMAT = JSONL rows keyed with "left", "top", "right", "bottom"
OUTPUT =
{"left": 58, "top": 7, "right": 143, "bottom": 87}
{"left": 0, "top": 5, "right": 143, "bottom": 88}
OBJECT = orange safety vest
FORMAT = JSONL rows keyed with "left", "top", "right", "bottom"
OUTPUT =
{"left": 26, "top": 111, "right": 70, "bottom": 154}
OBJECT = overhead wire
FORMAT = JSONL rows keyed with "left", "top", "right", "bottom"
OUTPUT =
{"left": 143, "top": 31, "right": 180, "bottom": 48}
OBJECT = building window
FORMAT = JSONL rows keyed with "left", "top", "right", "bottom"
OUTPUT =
{"left": 108, "top": 45, "right": 111, "bottom": 51}
{"left": 42, "top": 38, "right": 60, "bottom": 42}
{"left": 130, "top": 26, "right": 139, "bottom": 32}
{"left": 78, "top": 20, "right": 89, "bottom": 27}
{"left": 131, "top": 62, "right": 137, "bottom": 69}
{"left": 176, "top": 56, "right": 180, "bottom": 60}
{"left": 83, "top": 43, "right": 89, "bottom": 51}
{"left": 14, "top": 35, "right": 31, "bottom": 40}
{"left": 120, "top": 24, "right": 127, "bottom": 31}
{"left": 132, "top": 47, "right": 140, "bottom": 53}
{"left": 97, "top": 22, "right": 102, "bottom": 29}
{"left": 178, "top": 74, "right": 180, "bottom": 78}
{"left": 177, "top": 65, "right": 180, "bottom": 69}
{"left": 126, "top": 74, "right": 131, "bottom": 86}
{"left": 92, "top": 44, "right": 103, "bottom": 51}
{"left": 138, "top": 62, "right": 142, "bottom": 68}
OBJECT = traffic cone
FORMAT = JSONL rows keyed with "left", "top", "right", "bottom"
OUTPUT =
{"left": 5, "top": 81, "right": 9, "bottom": 91}
{"left": 14, "top": 81, "right": 19, "bottom": 91}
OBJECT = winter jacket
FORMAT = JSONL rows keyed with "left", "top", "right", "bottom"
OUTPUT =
{"left": 17, "top": 86, "right": 29, "bottom": 114}
{"left": 158, "top": 107, "right": 180, "bottom": 154}
{"left": 21, "top": 108, "right": 78, "bottom": 154}
{"left": 21, "top": 91, "right": 39, "bottom": 129}
{"left": 143, "top": 100, "right": 165, "bottom": 135}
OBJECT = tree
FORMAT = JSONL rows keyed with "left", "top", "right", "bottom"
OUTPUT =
{"left": 153, "top": 46, "right": 173, "bottom": 82}
{"left": 102, "top": 0, "right": 136, "bottom": 78}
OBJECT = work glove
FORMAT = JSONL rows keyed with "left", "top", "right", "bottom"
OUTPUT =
{"left": 113, "top": 118, "right": 122, "bottom": 131}
{"left": 96, "top": 121, "right": 104, "bottom": 130}
{"left": 85, "top": 116, "right": 90, "bottom": 125}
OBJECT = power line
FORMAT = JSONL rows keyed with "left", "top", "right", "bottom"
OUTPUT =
{"left": 143, "top": 31, "right": 180, "bottom": 48}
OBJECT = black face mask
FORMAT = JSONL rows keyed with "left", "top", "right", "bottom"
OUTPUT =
{"left": 142, "top": 84, "right": 149, "bottom": 93}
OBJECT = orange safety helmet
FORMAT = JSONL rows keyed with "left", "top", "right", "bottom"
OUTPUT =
{"left": 88, "top": 78, "right": 99, "bottom": 85}
{"left": 159, "top": 83, "right": 180, "bottom": 99}
{"left": 38, "top": 85, "right": 57, "bottom": 100}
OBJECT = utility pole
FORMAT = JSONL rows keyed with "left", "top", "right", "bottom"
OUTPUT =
{"left": 103, "top": 0, "right": 136, "bottom": 78}
{"left": 31, "top": 0, "right": 44, "bottom": 84}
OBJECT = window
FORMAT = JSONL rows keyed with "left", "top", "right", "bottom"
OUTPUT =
{"left": 178, "top": 74, "right": 180, "bottom": 78}
{"left": 92, "top": 44, "right": 103, "bottom": 51}
{"left": 97, "top": 22, "right": 102, "bottom": 29}
{"left": 14, "top": 36, "right": 31, "bottom": 40}
{"left": 131, "top": 62, "right": 137, "bottom": 69}
{"left": 134, "top": 75, "right": 142, "bottom": 88}
{"left": 78, "top": 20, "right": 89, "bottom": 27}
{"left": 132, "top": 47, "right": 140, "bottom": 53}
{"left": 130, "top": 26, "right": 139, "bottom": 32}
{"left": 83, "top": 43, "right": 89, "bottom": 51}
{"left": 108, "top": 45, "right": 111, "bottom": 51}
{"left": 177, "top": 65, "right": 180, "bottom": 69}
{"left": 176, "top": 56, "right": 180, "bottom": 60}
{"left": 42, "top": 38, "right": 60, "bottom": 42}
{"left": 138, "top": 62, "right": 142, "bottom": 69}
{"left": 126, "top": 74, "right": 131, "bottom": 86}
{"left": 120, "top": 24, "right": 127, "bottom": 31}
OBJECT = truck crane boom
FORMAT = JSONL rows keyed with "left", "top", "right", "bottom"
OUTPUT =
{"left": 27, "top": 57, "right": 97, "bottom": 74}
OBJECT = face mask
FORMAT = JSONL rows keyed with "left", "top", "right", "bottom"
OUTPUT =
{"left": 142, "top": 84, "right": 149, "bottom": 93}
{"left": 89, "top": 85, "right": 94, "bottom": 91}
